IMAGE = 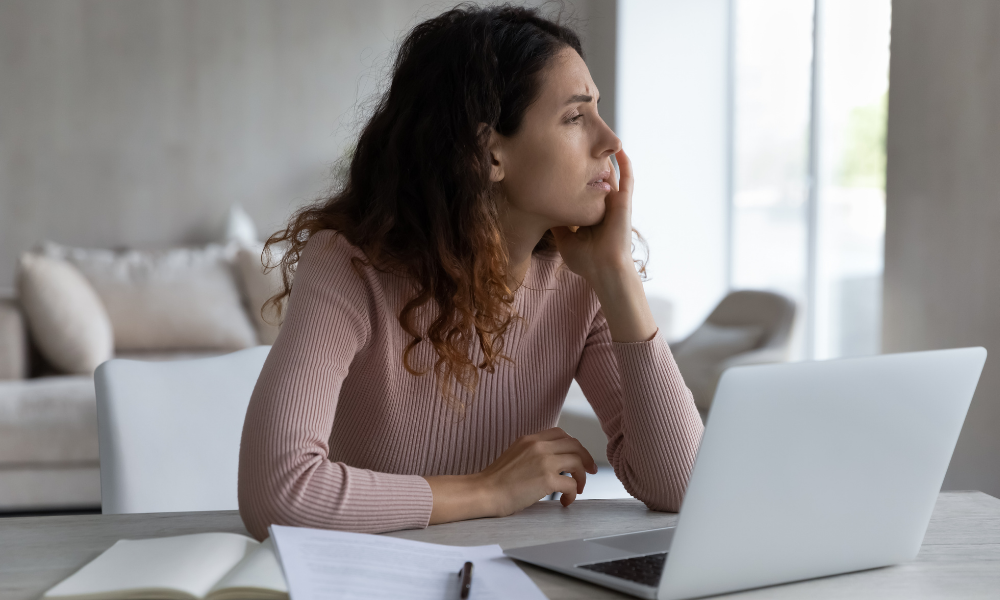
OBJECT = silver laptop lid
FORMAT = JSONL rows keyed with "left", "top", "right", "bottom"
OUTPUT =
{"left": 659, "top": 347, "right": 986, "bottom": 600}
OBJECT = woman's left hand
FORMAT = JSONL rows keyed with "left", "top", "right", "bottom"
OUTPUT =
{"left": 550, "top": 148, "right": 636, "bottom": 283}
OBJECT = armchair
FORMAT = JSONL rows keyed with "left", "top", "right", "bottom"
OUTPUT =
{"left": 672, "top": 290, "right": 796, "bottom": 419}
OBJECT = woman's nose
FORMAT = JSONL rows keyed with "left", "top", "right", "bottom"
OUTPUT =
{"left": 608, "top": 133, "right": 622, "bottom": 155}
{"left": 595, "top": 113, "right": 621, "bottom": 156}
{"left": 598, "top": 125, "right": 622, "bottom": 157}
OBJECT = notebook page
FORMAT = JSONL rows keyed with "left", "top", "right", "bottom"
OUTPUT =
{"left": 208, "top": 537, "right": 289, "bottom": 599}
{"left": 43, "top": 533, "right": 258, "bottom": 600}
{"left": 270, "top": 525, "right": 545, "bottom": 600}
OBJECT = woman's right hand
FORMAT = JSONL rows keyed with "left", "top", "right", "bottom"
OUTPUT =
{"left": 424, "top": 427, "right": 599, "bottom": 525}
{"left": 480, "top": 427, "right": 599, "bottom": 515}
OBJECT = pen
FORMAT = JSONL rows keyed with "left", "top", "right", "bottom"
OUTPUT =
{"left": 457, "top": 561, "right": 474, "bottom": 599}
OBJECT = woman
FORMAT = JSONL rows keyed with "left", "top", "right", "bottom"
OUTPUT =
{"left": 238, "top": 4, "right": 703, "bottom": 540}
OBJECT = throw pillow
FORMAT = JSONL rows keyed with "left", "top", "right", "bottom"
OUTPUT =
{"left": 235, "top": 243, "right": 286, "bottom": 345}
{"left": 673, "top": 322, "right": 764, "bottom": 412}
{"left": 223, "top": 203, "right": 259, "bottom": 246}
{"left": 40, "top": 242, "right": 258, "bottom": 352}
{"left": 17, "top": 254, "right": 114, "bottom": 374}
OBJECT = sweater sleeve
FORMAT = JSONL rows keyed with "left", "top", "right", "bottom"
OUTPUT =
{"left": 238, "top": 231, "right": 433, "bottom": 540}
{"left": 574, "top": 308, "right": 705, "bottom": 512}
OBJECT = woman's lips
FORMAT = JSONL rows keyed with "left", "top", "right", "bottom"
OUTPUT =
{"left": 588, "top": 169, "right": 612, "bottom": 192}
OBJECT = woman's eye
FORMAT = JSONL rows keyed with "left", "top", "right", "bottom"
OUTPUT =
{"left": 568, "top": 114, "right": 584, "bottom": 124}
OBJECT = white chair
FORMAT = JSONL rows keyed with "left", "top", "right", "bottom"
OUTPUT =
{"left": 94, "top": 346, "right": 270, "bottom": 514}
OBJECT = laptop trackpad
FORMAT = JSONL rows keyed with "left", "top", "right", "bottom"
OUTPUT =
{"left": 585, "top": 527, "right": 676, "bottom": 555}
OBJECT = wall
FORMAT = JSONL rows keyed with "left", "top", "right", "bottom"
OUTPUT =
{"left": 0, "top": 0, "right": 616, "bottom": 293}
{"left": 883, "top": 0, "right": 1000, "bottom": 497}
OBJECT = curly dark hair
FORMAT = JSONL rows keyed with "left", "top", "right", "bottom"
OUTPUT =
{"left": 265, "top": 4, "right": 594, "bottom": 405}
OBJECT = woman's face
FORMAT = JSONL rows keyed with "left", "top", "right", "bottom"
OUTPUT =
{"left": 492, "top": 47, "right": 621, "bottom": 233}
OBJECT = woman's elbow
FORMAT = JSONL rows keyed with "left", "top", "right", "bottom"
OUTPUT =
{"left": 238, "top": 468, "right": 291, "bottom": 540}
{"left": 237, "top": 451, "right": 317, "bottom": 540}
{"left": 641, "top": 491, "right": 685, "bottom": 514}
{"left": 621, "top": 472, "right": 686, "bottom": 512}
{"left": 239, "top": 495, "right": 275, "bottom": 541}
{"left": 612, "top": 459, "right": 691, "bottom": 514}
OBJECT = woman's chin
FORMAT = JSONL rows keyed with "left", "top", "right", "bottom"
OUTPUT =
{"left": 580, "top": 207, "right": 607, "bottom": 227}
{"left": 559, "top": 202, "right": 606, "bottom": 231}
{"left": 562, "top": 217, "right": 602, "bottom": 231}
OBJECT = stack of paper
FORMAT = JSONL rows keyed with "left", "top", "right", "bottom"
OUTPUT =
{"left": 270, "top": 525, "right": 546, "bottom": 600}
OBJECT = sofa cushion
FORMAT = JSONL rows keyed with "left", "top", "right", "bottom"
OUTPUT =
{"left": 41, "top": 242, "right": 258, "bottom": 351}
{"left": 18, "top": 254, "right": 114, "bottom": 375}
{"left": 235, "top": 244, "right": 285, "bottom": 345}
{"left": 0, "top": 298, "right": 28, "bottom": 380}
{"left": 0, "top": 466, "right": 101, "bottom": 510}
{"left": 0, "top": 375, "right": 98, "bottom": 465}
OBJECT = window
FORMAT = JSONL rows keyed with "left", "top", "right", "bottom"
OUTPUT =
{"left": 811, "top": 0, "right": 891, "bottom": 359}
{"left": 620, "top": 0, "right": 891, "bottom": 359}
{"left": 730, "top": 0, "right": 814, "bottom": 356}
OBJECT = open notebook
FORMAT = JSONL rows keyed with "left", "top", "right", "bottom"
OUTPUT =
{"left": 42, "top": 532, "right": 287, "bottom": 600}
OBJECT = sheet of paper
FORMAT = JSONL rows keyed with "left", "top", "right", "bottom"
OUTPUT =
{"left": 270, "top": 525, "right": 545, "bottom": 600}
{"left": 43, "top": 532, "right": 257, "bottom": 599}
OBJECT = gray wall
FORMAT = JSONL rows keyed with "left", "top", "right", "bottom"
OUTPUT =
{"left": 884, "top": 0, "right": 1000, "bottom": 497}
{"left": 0, "top": 0, "right": 616, "bottom": 293}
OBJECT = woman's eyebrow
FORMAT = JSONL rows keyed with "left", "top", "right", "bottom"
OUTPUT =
{"left": 565, "top": 93, "right": 599, "bottom": 105}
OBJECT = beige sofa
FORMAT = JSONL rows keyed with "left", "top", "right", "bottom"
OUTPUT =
{"left": 0, "top": 240, "right": 281, "bottom": 512}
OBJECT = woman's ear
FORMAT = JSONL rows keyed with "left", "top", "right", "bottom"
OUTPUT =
{"left": 482, "top": 125, "right": 505, "bottom": 183}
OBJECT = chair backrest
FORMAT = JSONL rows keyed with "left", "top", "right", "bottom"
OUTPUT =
{"left": 94, "top": 346, "right": 270, "bottom": 514}
{"left": 704, "top": 290, "right": 796, "bottom": 351}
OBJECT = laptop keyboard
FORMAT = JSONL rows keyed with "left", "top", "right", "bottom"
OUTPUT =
{"left": 578, "top": 552, "right": 668, "bottom": 587}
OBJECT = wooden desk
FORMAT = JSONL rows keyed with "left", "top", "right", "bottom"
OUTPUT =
{"left": 2, "top": 491, "right": 999, "bottom": 599}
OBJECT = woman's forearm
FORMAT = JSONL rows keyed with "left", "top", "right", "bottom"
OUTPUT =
{"left": 589, "top": 266, "right": 658, "bottom": 343}
{"left": 423, "top": 474, "right": 496, "bottom": 525}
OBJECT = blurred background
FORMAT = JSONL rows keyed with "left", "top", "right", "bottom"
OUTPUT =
{"left": 0, "top": 0, "right": 891, "bottom": 357}
{"left": 3, "top": 0, "right": 999, "bottom": 507}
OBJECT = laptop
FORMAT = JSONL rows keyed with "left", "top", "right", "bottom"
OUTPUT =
{"left": 504, "top": 347, "right": 987, "bottom": 599}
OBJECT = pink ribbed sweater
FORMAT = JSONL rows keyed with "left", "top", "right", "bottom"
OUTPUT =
{"left": 238, "top": 230, "right": 704, "bottom": 540}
